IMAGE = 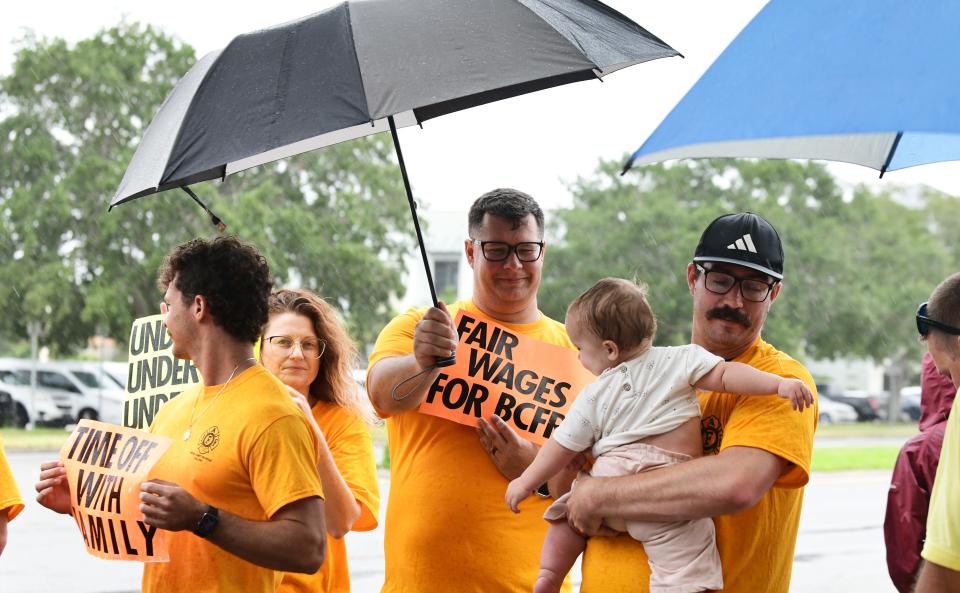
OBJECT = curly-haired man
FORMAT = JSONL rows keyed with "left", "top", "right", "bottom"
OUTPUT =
{"left": 37, "top": 236, "right": 326, "bottom": 593}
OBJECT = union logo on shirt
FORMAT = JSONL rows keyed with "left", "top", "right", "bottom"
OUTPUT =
{"left": 701, "top": 415, "right": 723, "bottom": 455}
{"left": 191, "top": 425, "right": 221, "bottom": 462}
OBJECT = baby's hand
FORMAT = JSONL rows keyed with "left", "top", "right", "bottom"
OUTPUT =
{"left": 778, "top": 379, "right": 814, "bottom": 412}
{"left": 506, "top": 478, "right": 532, "bottom": 513}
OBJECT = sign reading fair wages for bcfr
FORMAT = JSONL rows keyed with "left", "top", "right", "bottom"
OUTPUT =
{"left": 61, "top": 419, "right": 172, "bottom": 561}
{"left": 124, "top": 315, "right": 202, "bottom": 429}
{"left": 419, "top": 310, "right": 594, "bottom": 446}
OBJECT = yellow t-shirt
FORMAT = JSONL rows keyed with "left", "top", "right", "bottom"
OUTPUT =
{"left": 369, "top": 300, "right": 574, "bottom": 593}
{"left": 1, "top": 437, "right": 24, "bottom": 522}
{"left": 280, "top": 400, "right": 380, "bottom": 593}
{"left": 922, "top": 389, "right": 960, "bottom": 571}
{"left": 142, "top": 365, "right": 325, "bottom": 593}
{"left": 581, "top": 336, "right": 817, "bottom": 593}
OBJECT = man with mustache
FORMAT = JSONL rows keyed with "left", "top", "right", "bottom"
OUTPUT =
{"left": 568, "top": 212, "right": 818, "bottom": 593}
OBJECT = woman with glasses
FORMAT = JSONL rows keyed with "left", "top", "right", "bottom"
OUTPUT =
{"left": 260, "top": 288, "right": 380, "bottom": 593}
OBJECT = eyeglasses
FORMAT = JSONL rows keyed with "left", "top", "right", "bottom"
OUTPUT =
{"left": 471, "top": 240, "right": 544, "bottom": 262}
{"left": 695, "top": 264, "right": 777, "bottom": 303}
{"left": 265, "top": 335, "right": 327, "bottom": 359}
{"left": 916, "top": 302, "right": 960, "bottom": 337}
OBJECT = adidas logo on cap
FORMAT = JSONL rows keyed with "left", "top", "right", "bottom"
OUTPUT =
{"left": 727, "top": 234, "right": 757, "bottom": 253}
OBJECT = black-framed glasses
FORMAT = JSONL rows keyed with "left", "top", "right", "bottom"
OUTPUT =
{"left": 916, "top": 302, "right": 960, "bottom": 337}
{"left": 695, "top": 264, "right": 777, "bottom": 303}
{"left": 265, "top": 335, "right": 327, "bottom": 359}
{"left": 471, "top": 240, "right": 544, "bottom": 262}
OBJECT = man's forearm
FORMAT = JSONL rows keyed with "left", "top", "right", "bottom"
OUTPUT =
{"left": 0, "top": 513, "right": 7, "bottom": 556}
{"left": 582, "top": 446, "right": 785, "bottom": 523}
{"left": 915, "top": 560, "right": 960, "bottom": 593}
{"left": 206, "top": 497, "right": 326, "bottom": 573}
{"left": 368, "top": 355, "right": 440, "bottom": 416}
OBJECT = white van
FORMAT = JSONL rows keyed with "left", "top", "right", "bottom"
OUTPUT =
{"left": 0, "top": 359, "right": 124, "bottom": 425}
{"left": 0, "top": 367, "right": 72, "bottom": 427}
{"left": 48, "top": 361, "right": 126, "bottom": 425}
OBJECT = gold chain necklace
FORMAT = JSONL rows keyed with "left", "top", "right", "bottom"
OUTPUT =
{"left": 182, "top": 357, "right": 257, "bottom": 441}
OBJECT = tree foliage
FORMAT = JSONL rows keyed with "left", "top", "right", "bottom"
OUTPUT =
{"left": 541, "top": 158, "right": 956, "bottom": 365}
{"left": 1, "top": 23, "right": 416, "bottom": 355}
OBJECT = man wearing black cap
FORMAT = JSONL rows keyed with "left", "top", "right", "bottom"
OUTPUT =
{"left": 570, "top": 212, "right": 818, "bottom": 593}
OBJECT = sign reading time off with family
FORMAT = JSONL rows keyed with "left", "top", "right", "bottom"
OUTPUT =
{"left": 419, "top": 310, "right": 594, "bottom": 446}
{"left": 60, "top": 420, "right": 173, "bottom": 561}
{"left": 123, "top": 314, "right": 202, "bottom": 430}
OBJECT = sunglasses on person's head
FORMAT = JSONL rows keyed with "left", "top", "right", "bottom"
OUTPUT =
{"left": 916, "top": 302, "right": 960, "bottom": 337}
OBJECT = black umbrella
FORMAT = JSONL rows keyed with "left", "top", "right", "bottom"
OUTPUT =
{"left": 111, "top": 0, "right": 679, "bottom": 354}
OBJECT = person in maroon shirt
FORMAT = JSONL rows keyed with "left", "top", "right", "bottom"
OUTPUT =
{"left": 885, "top": 352, "right": 957, "bottom": 593}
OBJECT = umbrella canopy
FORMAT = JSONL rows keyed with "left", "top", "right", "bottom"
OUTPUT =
{"left": 624, "top": 0, "right": 960, "bottom": 176}
{"left": 112, "top": 0, "right": 678, "bottom": 206}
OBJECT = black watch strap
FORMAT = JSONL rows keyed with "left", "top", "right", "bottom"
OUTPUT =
{"left": 193, "top": 505, "right": 219, "bottom": 538}
{"left": 535, "top": 483, "right": 550, "bottom": 498}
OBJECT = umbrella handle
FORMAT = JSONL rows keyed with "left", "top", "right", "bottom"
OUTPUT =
{"left": 388, "top": 115, "right": 455, "bottom": 369}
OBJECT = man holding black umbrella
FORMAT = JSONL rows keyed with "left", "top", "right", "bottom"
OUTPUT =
{"left": 567, "top": 213, "right": 817, "bottom": 593}
{"left": 367, "top": 189, "right": 576, "bottom": 593}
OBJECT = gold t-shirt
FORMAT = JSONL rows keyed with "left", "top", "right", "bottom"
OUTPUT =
{"left": 581, "top": 336, "right": 817, "bottom": 593}
{"left": 280, "top": 400, "right": 380, "bottom": 593}
{"left": 1, "top": 436, "right": 24, "bottom": 522}
{"left": 369, "top": 300, "right": 574, "bottom": 593}
{"left": 142, "top": 365, "right": 325, "bottom": 593}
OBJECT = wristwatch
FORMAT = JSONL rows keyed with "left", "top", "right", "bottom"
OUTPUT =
{"left": 535, "top": 483, "right": 551, "bottom": 498}
{"left": 193, "top": 505, "right": 219, "bottom": 538}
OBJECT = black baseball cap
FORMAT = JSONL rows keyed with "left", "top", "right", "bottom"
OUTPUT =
{"left": 693, "top": 212, "right": 784, "bottom": 280}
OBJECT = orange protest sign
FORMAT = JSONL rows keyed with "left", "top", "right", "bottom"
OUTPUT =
{"left": 419, "top": 310, "right": 594, "bottom": 445}
{"left": 60, "top": 419, "right": 172, "bottom": 562}
{"left": 124, "top": 315, "right": 202, "bottom": 429}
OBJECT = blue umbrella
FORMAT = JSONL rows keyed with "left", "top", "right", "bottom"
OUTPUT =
{"left": 623, "top": 0, "right": 960, "bottom": 176}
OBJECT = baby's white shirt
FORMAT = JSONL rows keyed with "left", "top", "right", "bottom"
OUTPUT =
{"left": 553, "top": 344, "right": 723, "bottom": 457}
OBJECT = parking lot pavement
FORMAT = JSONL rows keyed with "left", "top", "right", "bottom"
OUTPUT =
{"left": 3, "top": 451, "right": 899, "bottom": 593}
{"left": 792, "top": 470, "right": 897, "bottom": 593}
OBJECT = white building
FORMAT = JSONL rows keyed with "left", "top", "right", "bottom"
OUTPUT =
{"left": 396, "top": 209, "right": 473, "bottom": 312}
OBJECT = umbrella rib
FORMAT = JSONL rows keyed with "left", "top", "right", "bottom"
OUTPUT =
{"left": 182, "top": 186, "right": 226, "bottom": 233}
{"left": 879, "top": 131, "right": 903, "bottom": 178}
{"left": 387, "top": 115, "right": 439, "bottom": 308}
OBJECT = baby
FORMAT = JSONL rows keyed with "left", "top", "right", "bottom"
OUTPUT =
{"left": 506, "top": 278, "right": 813, "bottom": 593}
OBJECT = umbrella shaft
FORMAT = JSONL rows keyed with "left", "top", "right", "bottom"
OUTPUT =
{"left": 388, "top": 115, "right": 440, "bottom": 308}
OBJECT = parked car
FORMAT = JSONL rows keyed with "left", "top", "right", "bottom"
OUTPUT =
{"left": 816, "top": 383, "right": 885, "bottom": 421}
{"left": 48, "top": 361, "right": 126, "bottom": 425}
{"left": 899, "top": 385, "right": 922, "bottom": 422}
{"left": 0, "top": 359, "right": 124, "bottom": 425}
{"left": 817, "top": 396, "right": 858, "bottom": 425}
{"left": 0, "top": 365, "right": 74, "bottom": 427}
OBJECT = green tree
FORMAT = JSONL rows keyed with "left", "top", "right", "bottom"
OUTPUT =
{"left": 1, "top": 23, "right": 416, "bottom": 355}
{"left": 542, "top": 158, "right": 953, "bottom": 367}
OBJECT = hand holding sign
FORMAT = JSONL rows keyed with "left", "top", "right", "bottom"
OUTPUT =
{"left": 36, "top": 460, "right": 71, "bottom": 514}
{"left": 140, "top": 479, "right": 206, "bottom": 532}
{"left": 413, "top": 302, "right": 458, "bottom": 371}
{"left": 477, "top": 414, "right": 537, "bottom": 481}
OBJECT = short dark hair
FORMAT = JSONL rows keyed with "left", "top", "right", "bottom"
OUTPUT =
{"left": 157, "top": 236, "right": 273, "bottom": 343}
{"left": 928, "top": 272, "right": 960, "bottom": 353}
{"left": 468, "top": 188, "right": 544, "bottom": 238}
{"left": 568, "top": 278, "right": 657, "bottom": 351}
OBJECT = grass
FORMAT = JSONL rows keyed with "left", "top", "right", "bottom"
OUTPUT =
{"left": 1, "top": 426, "right": 72, "bottom": 450}
{"left": 811, "top": 446, "right": 900, "bottom": 472}
{"left": 2, "top": 422, "right": 909, "bottom": 474}
{"left": 816, "top": 422, "right": 918, "bottom": 438}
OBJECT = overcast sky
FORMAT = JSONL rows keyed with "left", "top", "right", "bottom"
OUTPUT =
{"left": 4, "top": 0, "right": 960, "bottom": 214}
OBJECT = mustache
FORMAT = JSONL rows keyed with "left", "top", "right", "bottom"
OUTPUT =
{"left": 706, "top": 306, "right": 752, "bottom": 328}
